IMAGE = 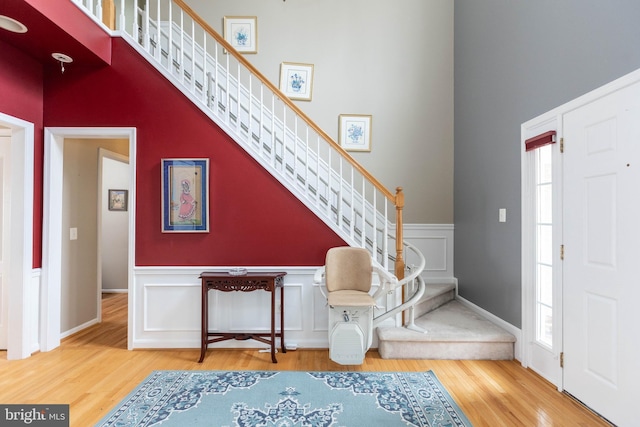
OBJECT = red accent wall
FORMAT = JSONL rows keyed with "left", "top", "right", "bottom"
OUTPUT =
{"left": 0, "top": 39, "right": 44, "bottom": 268}
{"left": 44, "top": 38, "right": 345, "bottom": 266}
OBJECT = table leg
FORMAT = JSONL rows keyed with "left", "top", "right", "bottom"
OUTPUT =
{"left": 198, "top": 284, "right": 208, "bottom": 363}
{"left": 270, "top": 285, "right": 277, "bottom": 363}
{"left": 280, "top": 285, "right": 286, "bottom": 353}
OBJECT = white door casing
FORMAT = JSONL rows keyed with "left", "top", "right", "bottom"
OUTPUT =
{"left": 521, "top": 116, "right": 563, "bottom": 389}
{"left": 562, "top": 80, "right": 640, "bottom": 426}
{"left": 0, "top": 131, "right": 9, "bottom": 349}
{"left": 0, "top": 113, "right": 34, "bottom": 360}
{"left": 43, "top": 128, "right": 136, "bottom": 352}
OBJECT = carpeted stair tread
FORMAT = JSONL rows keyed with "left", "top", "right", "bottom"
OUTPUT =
{"left": 378, "top": 300, "right": 515, "bottom": 343}
{"left": 376, "top": 300, "right": 515, "bottom": 360}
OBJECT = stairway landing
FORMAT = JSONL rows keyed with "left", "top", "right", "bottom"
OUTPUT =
{"left": 377, "top": 283, "right": 516, "bottom": 360}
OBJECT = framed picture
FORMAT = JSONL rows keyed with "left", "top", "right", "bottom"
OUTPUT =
{"left": 223, "top": 16, "right": 258, "bottom": 54}
{"left": 108, "top": 189, "right": 128, "bottom": 211}
{"left": 161, "top": 158, "right": 210, "bottom": 233}
{"left": 279, "top": 62, "right": 314, "bottom": 101}
{"left": 338, "top": 114, "right": 372, "bottom": 152}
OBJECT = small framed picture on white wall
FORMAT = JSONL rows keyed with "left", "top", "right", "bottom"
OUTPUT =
{"left": 223, "top": 16, "right": 258, "bottom": 54}
{"left": 279, "top": 62, "right": 314, "bottom": 101}
{"left": 339, "top": 114, "right": 372, "bottom": 152}
{"left": 108, "top": 189, "right": 128, "bottom": 211}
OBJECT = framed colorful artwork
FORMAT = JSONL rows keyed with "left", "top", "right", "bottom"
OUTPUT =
{"left": 338, "top": 114, "right": 372, "bottom": 152}
{"left": 223, "top": 16, "right": 258, "bottom": 54}
{"left": 161, "top": 158, "right": 209, "bottom": 232}
{"left": 108, "top": 189, "right": 128, "bottom": 211}
{"left": 279, "top": 62, "right": 314, "bottom": 101}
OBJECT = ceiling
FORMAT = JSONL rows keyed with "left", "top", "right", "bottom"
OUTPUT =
{"left": 0, "top": 0, "right": 109, "bottom": 69}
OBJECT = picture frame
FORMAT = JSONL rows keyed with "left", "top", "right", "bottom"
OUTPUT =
{"left": 279, "top": 62, "right": 314, "bottom": 101}
{"left": 223, "top": 16, "right": 258, "bottom": 54}
{"left": 338, "top": 114, "right": 373, "bottom": 152}
{"left": 108, "top": 189, "right": 128, "bottom": 211}
{"left": 161, "top": 158, "right": 210, "bottom": 233}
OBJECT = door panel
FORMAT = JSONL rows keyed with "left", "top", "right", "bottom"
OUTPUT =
{"left": 563, "top": 81, "right": 640, "bottom": 426}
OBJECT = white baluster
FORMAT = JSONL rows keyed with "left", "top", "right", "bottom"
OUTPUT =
{"left": 248, "top": 75, "right": 253, "bottom": 144}
{"left": 361, "top": 178, "right": 366, "bottom": 248}
{"left": 225, "top": 51, "right": 230, "bottom": 126}
{"left": 179, "top": 9, "right": 184, "bottom": 85}
{"left": 383, "top": 198, "right": 389, "bottom": 270}
{"left": 202, "top": 33, "right": 207, "bottom": 104}
{"left": 143, "top": 0, "right": 149, "bottom": 50}
{"left": 259, "top": 85, "right": 264, "bottom": 155}
{"left": 119, "top": 0, "right": 125, "bottom": 32}
{"left": 372, "top": 189, "right": 377, "bottom": 259}
{"left": 270, "top": 96, "right": 275, "bottom": 167}
{"left": 190, "top": 19, "right": 196, "bottom": 92}
{"left": 236, "top": 63, "right": 241, "bottom": 133}
{"left": 350, "top": 168, "right": 355, "bottom": 239}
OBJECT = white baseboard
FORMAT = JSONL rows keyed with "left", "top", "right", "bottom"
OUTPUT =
{"left": 60, "top": 318, "right": 99, "bottom": 339}
{"left": 455, "top": 291, "right": 522, "bottom": 362}
{"left": 102, "top": 289, "right": 129, "bottom": 293}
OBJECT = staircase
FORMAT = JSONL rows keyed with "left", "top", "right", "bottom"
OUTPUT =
{"left": 73, "top": 0, "right": 515, "bottom": 360}
{"left": 377, "top": 283, "right": 515, "bottom": 360}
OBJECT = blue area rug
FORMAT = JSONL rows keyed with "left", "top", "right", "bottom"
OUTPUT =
{"left": 96, "top": 370, "right": 472, "bottom": 426}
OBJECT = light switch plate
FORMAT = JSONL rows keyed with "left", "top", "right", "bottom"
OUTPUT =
{"left": 499, "top": 209, "right": 506, "bottom": 223}
{"left": 70, "top": 227, "right": 78, "bottom": 240}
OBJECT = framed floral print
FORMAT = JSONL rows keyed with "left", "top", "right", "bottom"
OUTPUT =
{"left": 279, "top": 62, "right": 314, "bottom": 101}
{"left": 223, "top": 16, "right": 258, "bottom": 54}
{"left": 338, "top": 114, "right": 372, "bottom": 152}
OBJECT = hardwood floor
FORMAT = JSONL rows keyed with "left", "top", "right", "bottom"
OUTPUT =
{"left": 0, "top": 293, "right": 610, "bottom": 426}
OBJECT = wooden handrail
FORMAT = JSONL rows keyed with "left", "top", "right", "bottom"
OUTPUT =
{"left": 174, "top": 0, "right": 396, "bottom": 204}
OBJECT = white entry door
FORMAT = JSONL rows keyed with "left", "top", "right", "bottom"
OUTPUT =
{"left": 563, "top": 80, "right": 640, "bottom": 426}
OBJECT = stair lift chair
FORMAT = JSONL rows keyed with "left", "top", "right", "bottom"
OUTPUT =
{"left": 315, "top": 246, "right": 395, "bottom": 365}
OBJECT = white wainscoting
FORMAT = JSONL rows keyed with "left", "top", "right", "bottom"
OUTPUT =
{"left": 30, "top": 268, "right": 41, "bottom": 354}
{"left": 131, "top": 224, "right": 454, "bottom": 349}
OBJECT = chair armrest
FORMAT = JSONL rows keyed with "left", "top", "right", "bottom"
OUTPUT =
{"left": 313, "top": 266, "right": 326, "bottom": 284}
{"left": 370, "top": 265, "right": 398, "bottom": 300}
{"left": 314, "top": 266, "right": 328, "bottom": 301}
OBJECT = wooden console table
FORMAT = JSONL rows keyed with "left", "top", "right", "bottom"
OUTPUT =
{"left": 198, "top": 271, "right": 287, "bottom": 363}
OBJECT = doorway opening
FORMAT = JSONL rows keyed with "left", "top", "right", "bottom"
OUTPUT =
{"left": 43, "top": 127, "right": 135, "bottom": 352}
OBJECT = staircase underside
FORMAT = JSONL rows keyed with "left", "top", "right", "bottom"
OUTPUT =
{"left": 377, "top": 283, "right": 515, "bottom": 360}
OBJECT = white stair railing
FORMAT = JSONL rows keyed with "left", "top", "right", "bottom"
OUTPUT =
{"left": 72, "top": 0, "right": 426, "bottom": 326}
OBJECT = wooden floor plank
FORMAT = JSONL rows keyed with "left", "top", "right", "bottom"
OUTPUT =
{"left": 0, "top": 293, "right": 610, "bottom": 426}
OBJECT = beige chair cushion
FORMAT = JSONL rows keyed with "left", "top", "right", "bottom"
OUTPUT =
{"left": 325, "top": 246, "right": 372, "bottom": 293}
{"left": 328, "top": 290, "right": 376, "bottom": 307}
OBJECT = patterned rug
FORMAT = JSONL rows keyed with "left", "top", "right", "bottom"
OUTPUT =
{"left": 96, "top": 370, "right": 472, "bottom": 426}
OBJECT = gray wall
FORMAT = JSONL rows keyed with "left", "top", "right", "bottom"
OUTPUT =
{"left": 185, "top": 0, "right": 454, "bottom": 224}
{"left": 454, "top": 0, "right": 640, "bottom": 327}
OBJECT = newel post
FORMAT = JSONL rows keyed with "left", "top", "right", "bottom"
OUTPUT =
{"left": 394, "top": 187, "right": 405, "bottom": 281}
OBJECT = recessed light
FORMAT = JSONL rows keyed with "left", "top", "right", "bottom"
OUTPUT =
{"left": 0, "top": 15, "right": 28, "bottom": 34}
